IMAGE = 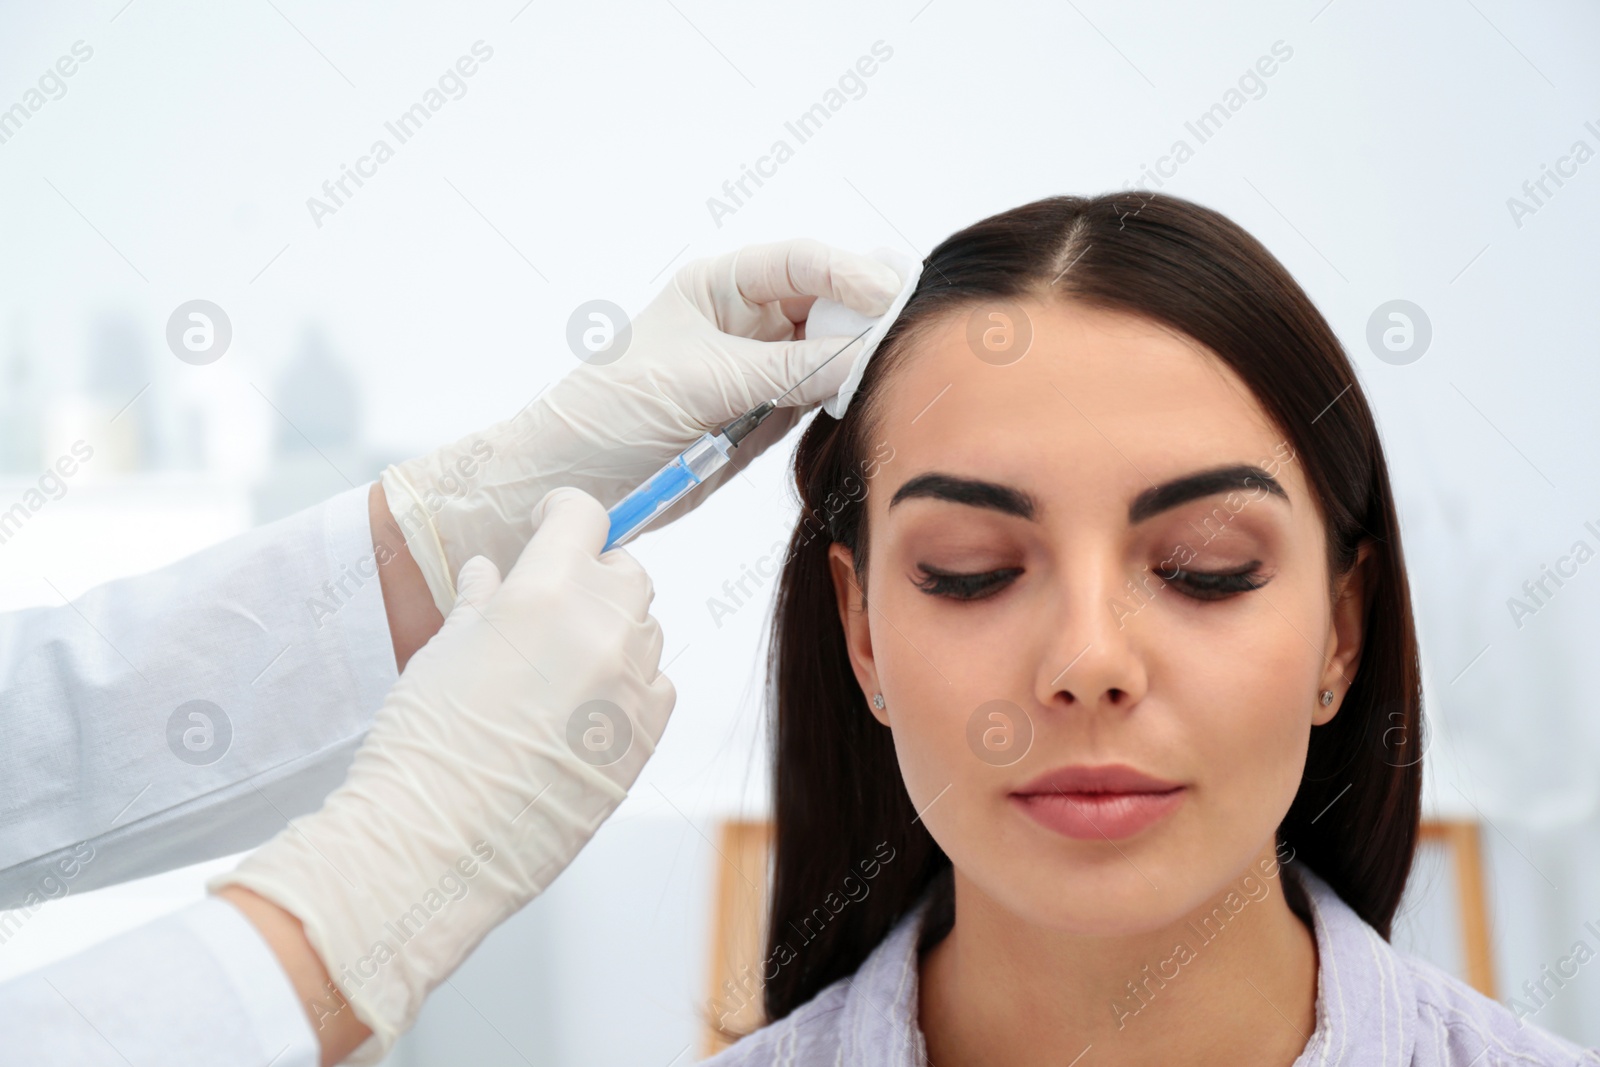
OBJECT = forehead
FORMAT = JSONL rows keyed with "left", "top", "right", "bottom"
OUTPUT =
{"left": 869, "top": 298, "right": 1297, "bottom": 515}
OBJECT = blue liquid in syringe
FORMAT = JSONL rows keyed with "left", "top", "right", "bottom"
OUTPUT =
{"left": 604, "top": 458, "right": 698, "bottom": 551}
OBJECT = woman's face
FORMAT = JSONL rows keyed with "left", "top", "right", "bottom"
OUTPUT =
{"left": 829, "top": 296, "right": 1369, "bottom": 935}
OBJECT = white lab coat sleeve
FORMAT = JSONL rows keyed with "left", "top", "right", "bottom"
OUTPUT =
{"left": 0, "top": 483, "right": 400, "bottom": 908}
{"left": 0, "top": 896, "right": 319, "bottom": 1067}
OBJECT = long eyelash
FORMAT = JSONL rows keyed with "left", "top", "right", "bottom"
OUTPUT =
{"left": 913, "top": 564, "right": 1267, "bottom": 603}
{"left": 913, "top": 566, "right": 1023, "bottom": 601}
{"left": 1164, "top": 563, "right": 1268, "bottom": 600}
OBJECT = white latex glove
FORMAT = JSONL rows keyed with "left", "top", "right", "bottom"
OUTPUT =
{"left": 382, "top": 238, "right": 906, "bottom": 615}
{"left": 209, "top": 487, "right": 674, "bottom": 1063}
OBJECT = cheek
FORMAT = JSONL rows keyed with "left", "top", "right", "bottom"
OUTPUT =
{"left": 869, "top": 610, "right": 968, "bottom": 809}
{"left": 866, "top": 589, "right": 1006, "bottom": 819}
{"left": 878, "top": 676, "right": 1013, "bottom": 873}
{"left": 1151, "top": 582, "right": 1325, "bottom": 814}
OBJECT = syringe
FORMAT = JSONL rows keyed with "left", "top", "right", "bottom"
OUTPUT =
{"left": 602, "top": 327, "right": 871, "bottom": 551}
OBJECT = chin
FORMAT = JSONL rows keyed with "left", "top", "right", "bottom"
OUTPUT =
{"left": 953, "top": 814, "right": 1249, "bottom": 937}
{"left": 988, "top": 857, "right": 1202, "bottom": 936}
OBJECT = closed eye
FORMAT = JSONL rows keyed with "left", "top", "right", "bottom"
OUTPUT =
{"left": 912, "top": 564, "right": 1023, "bottom": 601}
{"left": 1162, "top": 563, "right": 1269, "bottom": 601}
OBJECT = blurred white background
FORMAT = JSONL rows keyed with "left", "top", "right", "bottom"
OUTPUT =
{"left": 2, "top": 0, "right": 1599, "bottom": 1059}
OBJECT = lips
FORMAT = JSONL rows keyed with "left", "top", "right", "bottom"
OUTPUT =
{"left": 1009, "top": 763, "right": 1187, "bottom": 841}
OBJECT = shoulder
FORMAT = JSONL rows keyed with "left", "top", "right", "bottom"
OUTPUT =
{"left": 701, "top": 897, "right": 931, "bottom": 1067}
{"left": 1401, "top": 953, "right": 1600, "bottom": 1066}
{"left": 1288, "top": 863, "right": 1599, "bottom": 1066}
{"left": 700, "top": 981, "right": 853, "bottom": 1065}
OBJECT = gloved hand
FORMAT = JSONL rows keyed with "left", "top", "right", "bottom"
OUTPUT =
{"left": 382, "top": 238, "right": 906, "bottom": 614}
{"left": 209, "top": 487, "right": 674, "bottom": 1063}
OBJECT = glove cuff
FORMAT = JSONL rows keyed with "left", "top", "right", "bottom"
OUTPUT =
{"left": 380, "top": 464, "right": 458, "bottom": 616}
{"left": 206, "top": 863, "right": 405, "bottom": 1060}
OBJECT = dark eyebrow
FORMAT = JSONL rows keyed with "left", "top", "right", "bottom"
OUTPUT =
{"left": 1128, "top": 464, "right": 1287, "bottom": 523}
{"left": 889, "top": 473, "right": 1037, "bottom": 519}
{"left": 887, "top": 464, "right": 1286, "bottom": 523}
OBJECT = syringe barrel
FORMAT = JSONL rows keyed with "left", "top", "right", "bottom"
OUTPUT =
{"left": 603, "top": 432, "right": 733, "bottom": 551}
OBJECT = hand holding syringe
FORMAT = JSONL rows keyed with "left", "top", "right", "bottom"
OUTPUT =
{"left": 602, "top": 326, "right": 872, "bottom": 551}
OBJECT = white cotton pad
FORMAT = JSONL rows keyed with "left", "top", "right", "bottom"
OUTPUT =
{"left": 806, "top": 247, "right": 923, "bottom": 418}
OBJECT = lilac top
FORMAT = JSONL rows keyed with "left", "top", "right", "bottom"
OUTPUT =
{"left": 705, "top": 863, "right": 1600, "bottom": 1066}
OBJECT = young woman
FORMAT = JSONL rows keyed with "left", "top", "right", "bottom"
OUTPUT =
{"left": 706, "top": 195, "right": 1597, "bottom": 1065}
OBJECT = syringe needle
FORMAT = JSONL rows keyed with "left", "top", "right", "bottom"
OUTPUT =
{"left": 720, "top": 325, "right": 876, "bottom": 446}
{"left": 771, "top": 325, "right": 873, "bottom": 406}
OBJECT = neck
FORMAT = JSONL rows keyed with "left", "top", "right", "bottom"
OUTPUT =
{"left": 919, "top": 843, "right": 1318, "bottom": 1067}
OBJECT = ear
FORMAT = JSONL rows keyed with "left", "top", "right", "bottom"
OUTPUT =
{"left": 827, "top": 542, "right": 889, "bottom": 727}
{"left": 1317, "top": 539, "right": 1374, "bottom": 726}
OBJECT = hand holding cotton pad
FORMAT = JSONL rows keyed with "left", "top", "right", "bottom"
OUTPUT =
{"left": 805, "top": 247, "right": 923, "bottom": 418}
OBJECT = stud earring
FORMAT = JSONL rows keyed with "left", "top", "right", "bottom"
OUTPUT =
{"left": 1320, "top": 689, "right": 1334, "bottom": 707}
{"left": 872, "top": 693, "right": 886, "bottom": 710}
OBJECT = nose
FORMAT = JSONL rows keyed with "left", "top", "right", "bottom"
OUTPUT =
{"left": 1034, "top": 552, "right": 1151, "bottom": 715}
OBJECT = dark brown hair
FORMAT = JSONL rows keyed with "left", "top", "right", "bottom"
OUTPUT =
{"left": 759, "top": 192, "right": 1423, "bottom": 1024}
